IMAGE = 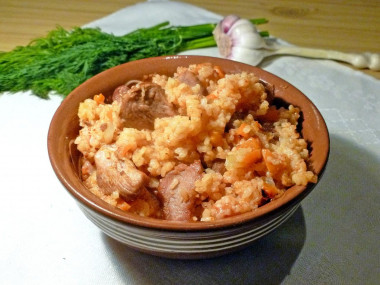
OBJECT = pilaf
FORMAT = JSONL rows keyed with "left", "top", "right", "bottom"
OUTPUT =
{"left": 74, "top": 62, "right": 317, "bottom": 222}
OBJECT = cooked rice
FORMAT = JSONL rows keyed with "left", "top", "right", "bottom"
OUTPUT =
{"left": 75, "top": 62, "right": 317, "bottom": 221}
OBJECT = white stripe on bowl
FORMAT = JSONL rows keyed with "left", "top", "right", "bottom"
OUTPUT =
{"left": 78, "top": 203, "right": 299, "bottom": 254}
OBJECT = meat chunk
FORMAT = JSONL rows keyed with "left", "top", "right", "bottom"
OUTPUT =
{"left": 211, "top": 159, "right": 226, "bottom": 174}
{"left": 157, "top": 160, "right": 203, "bottom": 221}
{"left": 259, "top": 79, "right": 274, "bottom": 103}
{"left": 225, "top": 111, "right": 248, "bottom": 132}
{"left": 94, "top": 145, "right": 148, "bottom": 200}
{"left": 112, "top": 84, "right": 129, "bottom": 103}
{"left": 177, "top": 69, "right": 206, "bottom": 95}
{"left": 113, "top": 81, "right": 176, "bottom": 130}
{"left": 177, "top": 69, "right": 201, "bottom": 87}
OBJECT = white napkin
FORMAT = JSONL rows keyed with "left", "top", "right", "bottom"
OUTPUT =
{"left": 1, "top": 1, "right": 379, "bottom": 284}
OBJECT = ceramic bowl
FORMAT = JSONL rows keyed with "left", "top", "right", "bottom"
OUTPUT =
{"left": 48, "top": 55, "right": 329, "bottom": 259}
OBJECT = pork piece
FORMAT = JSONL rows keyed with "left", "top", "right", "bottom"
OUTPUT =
{"left": 112, "top": 84, "right": 129, "bottom": 103}
{"left": 211, "top": 159, "right": 226, "bottom": 174}
{"left": 259, "top": 79, "right": 274, "bottom": 103}
{"left": 225, "top": 111, "right": 248, "bottom": 132}
{"left": 94, "top": 145, "right": 148, "bottom": 200}
{"left": 158, "top": 160, "right": 204, "bottom": 221}
{"left": 113, "top": 81, "right": 176, "bottom": 130}
{"left": 177, "top": 69, "right": 200, "bottom": 87}
{"left": 177, "top": 69, "right": 206, "bottom": 95}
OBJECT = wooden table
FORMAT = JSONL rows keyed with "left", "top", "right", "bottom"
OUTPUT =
{"left": 1, "top": 0, "right": 379, "bottom": 79}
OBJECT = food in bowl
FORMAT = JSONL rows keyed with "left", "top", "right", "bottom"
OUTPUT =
{"left": 74, "top": 62, "right": 317, "bottom": 222}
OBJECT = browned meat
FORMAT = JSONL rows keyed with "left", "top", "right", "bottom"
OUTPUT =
{"left": 177, "top": 69, "right": 206, "bottom": 95}
{"left": 94, "top": 145, "right": 148, "bottom": 200}
{"left": 177, "top": 70, "right": 201, "bottom": 87}
{"left": 225, "top": 111, "right": 248, "bottom": 132}
{"left": 112, "top": 80, "right": 141, "bottom": 102}
{"left": 157, "top": 160, "right": 203, "bottom": 221}
{"left": 259, "top": 79, "right": 274, "bottom": 103}
{"left": 113, "top": 81, "right": 176, "bottom": 130}
{"left": 211, "top": 159, "right": 226, "bottom": 174}
{"left": 112, "top": 84, "right": 129, "bottom": 103}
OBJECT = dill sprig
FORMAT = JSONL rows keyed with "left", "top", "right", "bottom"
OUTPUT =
{"left": 0, "top": 20, "right": 268, "bottom": 99}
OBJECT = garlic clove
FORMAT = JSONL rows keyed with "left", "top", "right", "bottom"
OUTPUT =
{"left": 227, "top": 19, "right": 257, "bottom": 37}
{"left": 220, "top": 14, "right": 240, "bottom": 33}
{"left": 229, "top": 46, "right": 265, "bottom": 66}
{"left": 213, "top": 22, "right": 233, "bottom": 58}
{"left": 232, "top": 32, "right": 266, "bottom": 49}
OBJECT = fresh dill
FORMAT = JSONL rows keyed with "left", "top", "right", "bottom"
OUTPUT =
{"left": 0, "top": 19, "right": 268, "bottom": 98}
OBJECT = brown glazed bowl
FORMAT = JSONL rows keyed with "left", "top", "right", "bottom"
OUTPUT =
{"left": 48, "top": 55, "right": 329, "bottom": 259}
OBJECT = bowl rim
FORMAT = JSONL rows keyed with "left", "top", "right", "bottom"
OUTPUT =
{"left": 48, "top": 55, "right": 330, "bottom": 232}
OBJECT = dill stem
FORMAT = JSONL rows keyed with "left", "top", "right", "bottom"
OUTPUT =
{"left": 0, "top": 18, "right": 269, "bottom": 98}
{"left": 179, "top": 36, "right": 217, "bottom": 51}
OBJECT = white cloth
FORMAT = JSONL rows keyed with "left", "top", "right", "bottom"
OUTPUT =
{"left": 1, "top": 1, "right": 379, "bottom": 284}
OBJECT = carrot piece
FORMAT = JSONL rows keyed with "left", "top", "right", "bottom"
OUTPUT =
{"left": 262, "top": 149, "right": 288, "bottom": 179}
{"left": 237, "top": 137, "right": 263, "bottom": 166}
{"left": 206, "top": 93, "right": 218, "bottom": 100}
{"left": 118, "top": 145, "right": 131, "bottom": 157}
{"left": 213, "top": 65, "right": 225, "bottom": 79}
{"left": 195, "top": 63, "right": 208, "bottom": 71}
{"left": 253, "top": 121, "right": 262, "bottom": 131}
{"left": 93, "top": 93, "right": 105, "bottom": 104}
{"left": 210, "top": 131, "right": 224, "bottom": 146}
{"left": 241, "top": 149, "right": 262, "bottom": 166}
{"left": 235, "top": 123, "right": 250, "bottom": 138}
{"left": 116, "top": 198, "right": 131, "bottom": 211}
{"left": 236, "top": 137, "right": 262, "bottom": 150}
{"left": 262, "top": 182, "right": 279, "bottom": 198}
{"left": 107, "top": 109, "right": 113, "bottom": 120}
{"left": 258, "top": 106, "right": 280, "bottom": 122}
{"left": 81, "top": 165, "right": 89, "bottom": 176}
{"left": 262, "top": 149, "right": 277, "bottom": 174}
{"left": 252, "top": 160, "right": 267, "bottom": 176}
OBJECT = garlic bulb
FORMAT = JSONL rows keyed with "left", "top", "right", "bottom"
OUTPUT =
{"left": 213, "top": 15, "right": 380, "bottom": 71}
{"left": 213, "top": 15, "right": 266, "bottom": 66}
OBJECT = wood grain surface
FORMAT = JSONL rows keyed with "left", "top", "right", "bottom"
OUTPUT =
{"left": 1, "top": 0, "right": 379, "bottom": 79}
